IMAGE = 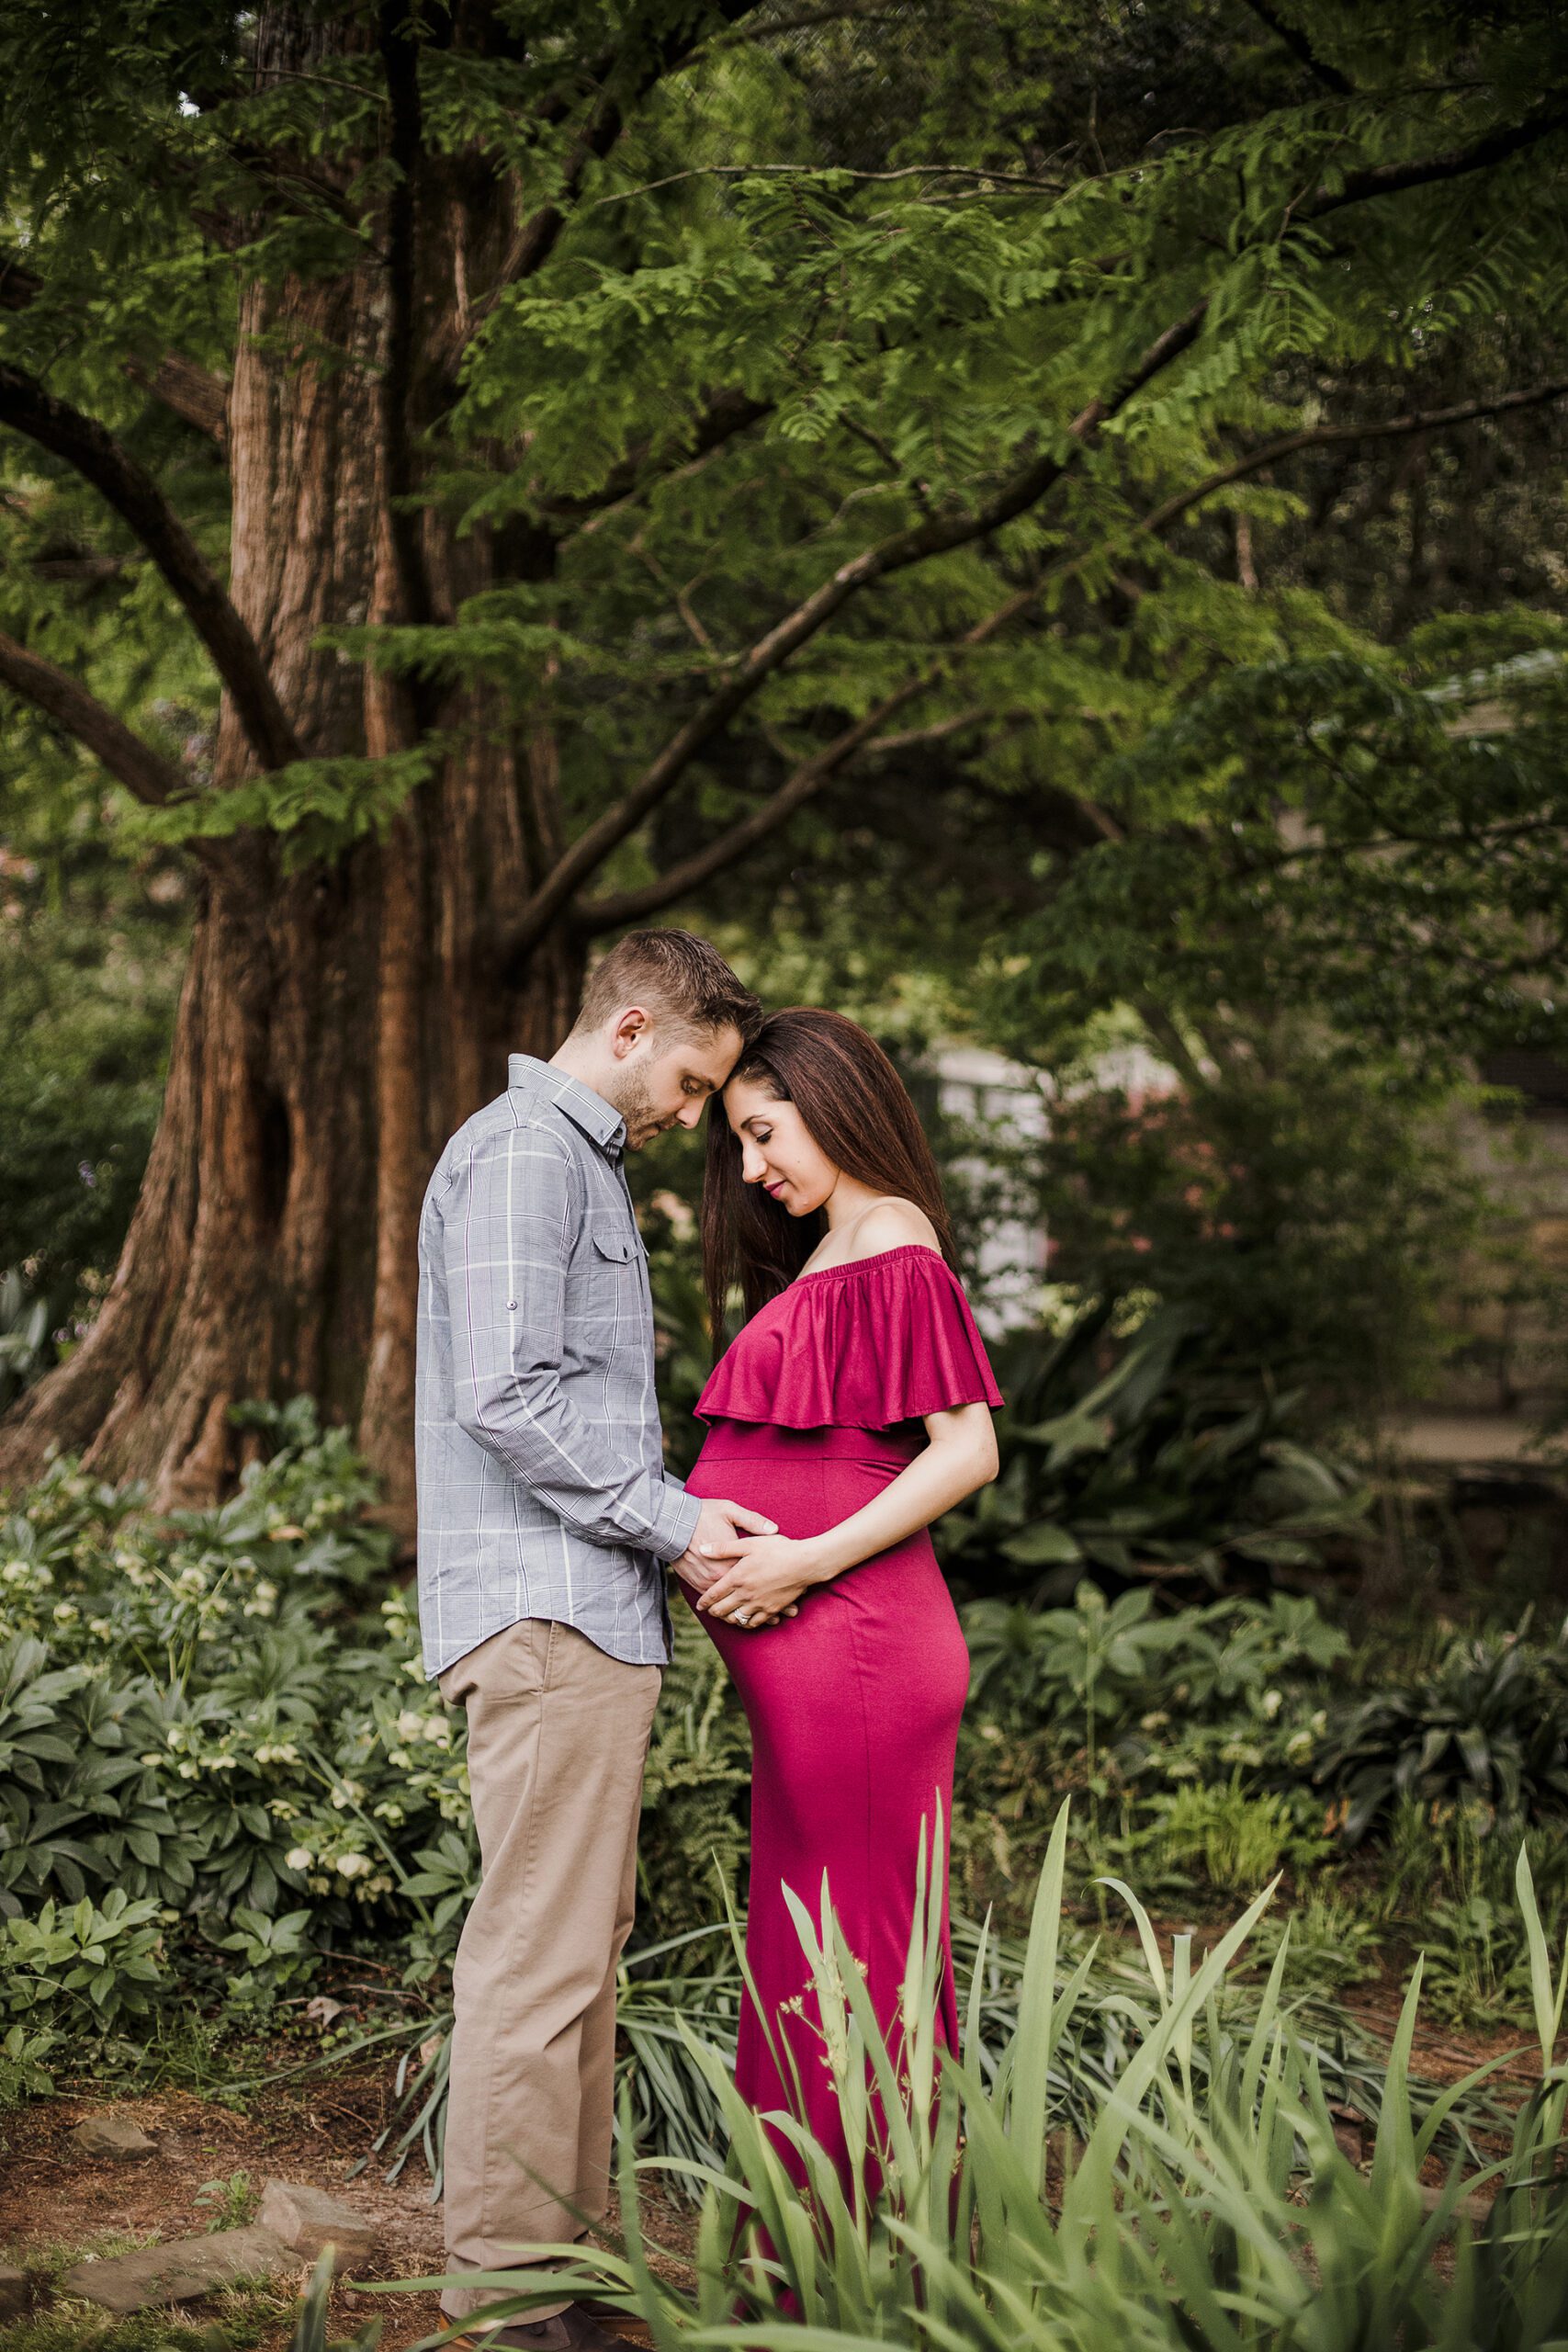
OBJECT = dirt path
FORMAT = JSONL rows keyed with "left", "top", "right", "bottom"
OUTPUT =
{"left": 0, "top": 2069, "right": 694, "bottom": 2351}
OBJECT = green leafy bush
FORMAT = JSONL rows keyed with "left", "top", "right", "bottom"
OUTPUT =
{"left": 0, "top": 1410, "right": 756, "bottom": 2090}
{"left": 0, "top": 1891, "right": 165, "bottom": 2032}
{"left": 964, "top": 1581, "right": 1347, "bottom": 1743}
{"left": 438, "top": 1809, "right": 1568, "bottom": 2352}
{"left": 940, "top": 1300, "right": 1369, "bottom": 1600}
{"left": 1316, "top": 1617, "right": 1568, "bottom": 1841}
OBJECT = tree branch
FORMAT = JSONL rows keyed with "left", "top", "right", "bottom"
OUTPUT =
{"left": 538, "top": 389, "right": 773, "bottom": 531}
{"left": 573, "top": 376, "right": 1568, "bottom": 937}
{"left": 1242, "top": 0, "right": 1351, "bottom": 96}
{"left": 0, "top": 248, "right": 231, "bottom": 451}
{"left": 496, "top": 303, "right": 1208, "bottom": 966}
{"left": 571, "top": 707, "right": 1019, "bottom": 933}
{"left": 0, "top": 363, "right": 300, "bottom": 770}
{"left": 1131, "top": 377, "right": 1568, "bottom": 541}
{"left": 436, "top": 3, "right": 763, "bottom": 378}
{"left": 1314, "top": 100, "right": 1568, "bottom": 217}
{"left": 123, "top": 352, "right": 231, "bottom": 450}
{"left": 0, "top": 630, "right": 187, "bottom": 808}
{"left": 500, "top": 100, "right": 1568, "bottom": 967}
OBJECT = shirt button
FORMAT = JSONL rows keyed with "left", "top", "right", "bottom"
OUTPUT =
{"left": 507, "top": 1299, "right": 518, "bottom": 1310}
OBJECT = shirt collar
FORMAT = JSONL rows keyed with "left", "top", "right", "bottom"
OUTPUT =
{"left": 507, "top": 1052, "right": 626, "bottom": 1159}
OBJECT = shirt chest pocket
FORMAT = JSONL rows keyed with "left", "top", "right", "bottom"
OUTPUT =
{"left": 580, "top": 1224, "right": 647, "bottom": 1338}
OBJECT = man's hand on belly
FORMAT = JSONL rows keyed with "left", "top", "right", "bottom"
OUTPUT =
{"left": 675, "top": 1498, "right": 798, "bottom": 1624}
{"left": 674, "top": 1496, "right": 777, "bottom": 1588}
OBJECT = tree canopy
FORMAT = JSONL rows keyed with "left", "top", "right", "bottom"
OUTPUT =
{"left": 1, "top": 0, "right": 1565, "bottom": 1498}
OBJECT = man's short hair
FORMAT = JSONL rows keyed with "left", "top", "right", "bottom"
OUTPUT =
{"left": 575, "top": 929, "right": 762, "bottom": 1046}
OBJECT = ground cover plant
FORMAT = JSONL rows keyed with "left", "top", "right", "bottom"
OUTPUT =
{"left": 355, "top": 1806, "right": 1568, "bottom": 2352}
{"left": 3, "top": 1396, "right": 1565, "bottom": 2175}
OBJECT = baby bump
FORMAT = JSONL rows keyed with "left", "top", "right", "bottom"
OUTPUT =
{"left": 682, "top": 1419, "right": 971, "bottom": 1744}
{"left": 687, "top": 1418, "right": 914, "bottom": 1540}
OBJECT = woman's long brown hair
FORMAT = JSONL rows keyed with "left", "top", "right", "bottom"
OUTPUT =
{"left": 701, "top": 1006, "right": 957, "bottom": 1348}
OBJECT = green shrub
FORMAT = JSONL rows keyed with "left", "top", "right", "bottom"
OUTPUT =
{"left": 1316, "top": 1617, "right": 1568, "bottom": 1841}
{"left": 1149, "top": 1773, "right": 1325, "bottom": 1894}
{"left": 388, "top": 1808, "right": 1568, "bottom": 2352}
{"left": 940, "top": 1299, "right": 1370, "bottom": 1601}
{"left": 0, "top": 1414, "right": 757, "bottom": 2091}
{"left": 964, "top": 1581, "right": 1347, "bottom": 1745}
{"left": 0, "top": 1892, "right": 165, "bottom": 2032}
{"left": 0, "top": 2019, "right": 60, "bottom": 2109}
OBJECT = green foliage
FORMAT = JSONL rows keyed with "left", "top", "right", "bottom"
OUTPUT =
{"left": 0, "top": 847, "right": 183, "bottom": 1404}
{"left": 941, "top": 1299, "right": 1369, "bottom": 1599}
{"left": 0, "top": 1414, "right": 758, "bottom": 2120}
{"left": 1149, "top": 1773, "right": 1324, "bottom": 1894}
{"left": 0, "top": 1891, "right": 165, "bottom": 2033}
{"left": 0, "top": 2018, "right": 60, "bottom": 2109}
{"left": 1029, "top": 1059, "right": 1489, "bottom": 1414}
{"left": 966, "top": 1583, "right": 1348, "bottom": 1740}
{"left": 637, "top": 1610, "right": 752, "bottom": 1936}
{"left": 192, "top": 2170, "right": 259, "bottom": 2232}
{"left": 286, "top": 2252, "right": 381, "bottom": 2352}
{"left": 1316, "top": 1616, "right": 1568, "bottom": 1841}
{"left": 466, "top": 1806, "right": 1568, "bottom": 2352}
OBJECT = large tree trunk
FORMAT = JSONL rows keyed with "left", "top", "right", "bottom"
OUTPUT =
{"left": 0, "top": 6, "right": 585, "bottom": 1527}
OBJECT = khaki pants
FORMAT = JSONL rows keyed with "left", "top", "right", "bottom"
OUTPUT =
{"left": 435, "top": 1619, "right": 661, "bottom": 2324}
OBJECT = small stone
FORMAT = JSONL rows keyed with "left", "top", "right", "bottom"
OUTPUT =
{"left": 258, "top": 2177, "right": 378, "bottom": 2264}
{"left": 70, "top": 2115, "right": 156, "bottom": 2161}
{"left": 1418, "top": 2181, "right": 1494, "bottom": 2233}
{"left": 62, "top": 2227, "right": 299, "bottom": 2314}
{"left": 0, "top": 2265, "right": 29, "bottom": 2321}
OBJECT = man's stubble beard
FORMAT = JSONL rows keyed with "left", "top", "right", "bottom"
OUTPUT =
{"left": 603, "top": 1061, "right": 660, "bottom": 1147}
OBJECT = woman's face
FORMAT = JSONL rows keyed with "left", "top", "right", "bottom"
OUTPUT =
{"left": 724, "top": 1076, "right": 840, "bottom": 1216}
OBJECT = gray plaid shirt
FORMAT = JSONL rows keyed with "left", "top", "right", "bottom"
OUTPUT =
{"left": 414, "top": 1054, "right": 701, "bottom": 1680}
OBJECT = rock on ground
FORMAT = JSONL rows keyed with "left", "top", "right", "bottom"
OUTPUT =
{"left": 68, "top": 2115, "right": 156, "bottom": 2161}
{"left": 61, "top": 2227, "right": 301, "bottom": 2314}
{"left": 258, "top": 2177, "right": 379, "bottom": 2263}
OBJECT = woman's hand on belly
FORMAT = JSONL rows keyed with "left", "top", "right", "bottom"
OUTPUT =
{"left": 695, "top": 1533, "right": 826, "bottom": 1626}
{"left": 672, "top": 1561, "right": 799, "bottom": 1627}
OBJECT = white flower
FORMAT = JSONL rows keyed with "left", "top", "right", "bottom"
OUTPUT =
{"left": 395, "top": 1710, "right": 424, "bottom": 1742}
{"left": 52, "top": 1600, "right": 79, "bottom": 1625}
{"left": 285, "top": 1847, "right": 314, "bottom": 1871}
{"left": 334, "top": 1851, "right": 373, "bottom": 1879}
{"left": 89, "top": 1617, "right": 114, "bottom": 1639}
{"left": 1260, "top": 1689, "right": 1283, "bottom": 1720}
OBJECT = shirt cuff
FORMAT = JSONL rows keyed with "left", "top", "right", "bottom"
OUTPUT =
{"left": 649, "top": 1479, "right": 701, "bottom": 1565}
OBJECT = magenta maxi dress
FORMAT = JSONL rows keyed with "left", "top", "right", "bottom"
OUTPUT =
{"left": 682, "top": 1243, "right": 1003, "bottom": 2186}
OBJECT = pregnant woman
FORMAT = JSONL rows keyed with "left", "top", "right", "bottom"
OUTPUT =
{"left": 679, "top": 1008, "right": 1001, "bottom": 2189}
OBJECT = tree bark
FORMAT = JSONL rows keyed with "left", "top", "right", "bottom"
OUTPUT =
{"left": 0, "top": 5, "right": 584, "bottom": 1521}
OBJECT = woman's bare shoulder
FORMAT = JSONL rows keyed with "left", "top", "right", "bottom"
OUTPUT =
{"left": 842, "top": 1196, "right": 942, "bottom": 1262}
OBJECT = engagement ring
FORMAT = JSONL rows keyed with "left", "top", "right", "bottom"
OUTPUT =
{"left": 733, "top": 1609, "right": 751, "bottom": 1625}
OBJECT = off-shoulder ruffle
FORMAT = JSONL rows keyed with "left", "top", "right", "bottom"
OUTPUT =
{"left": 695, "top": 1243, "right": 1003, "bottom": 1430}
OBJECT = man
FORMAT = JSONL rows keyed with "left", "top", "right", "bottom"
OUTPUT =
{"left": 416, "top": 930, "right": 774, "bottom": 2348}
